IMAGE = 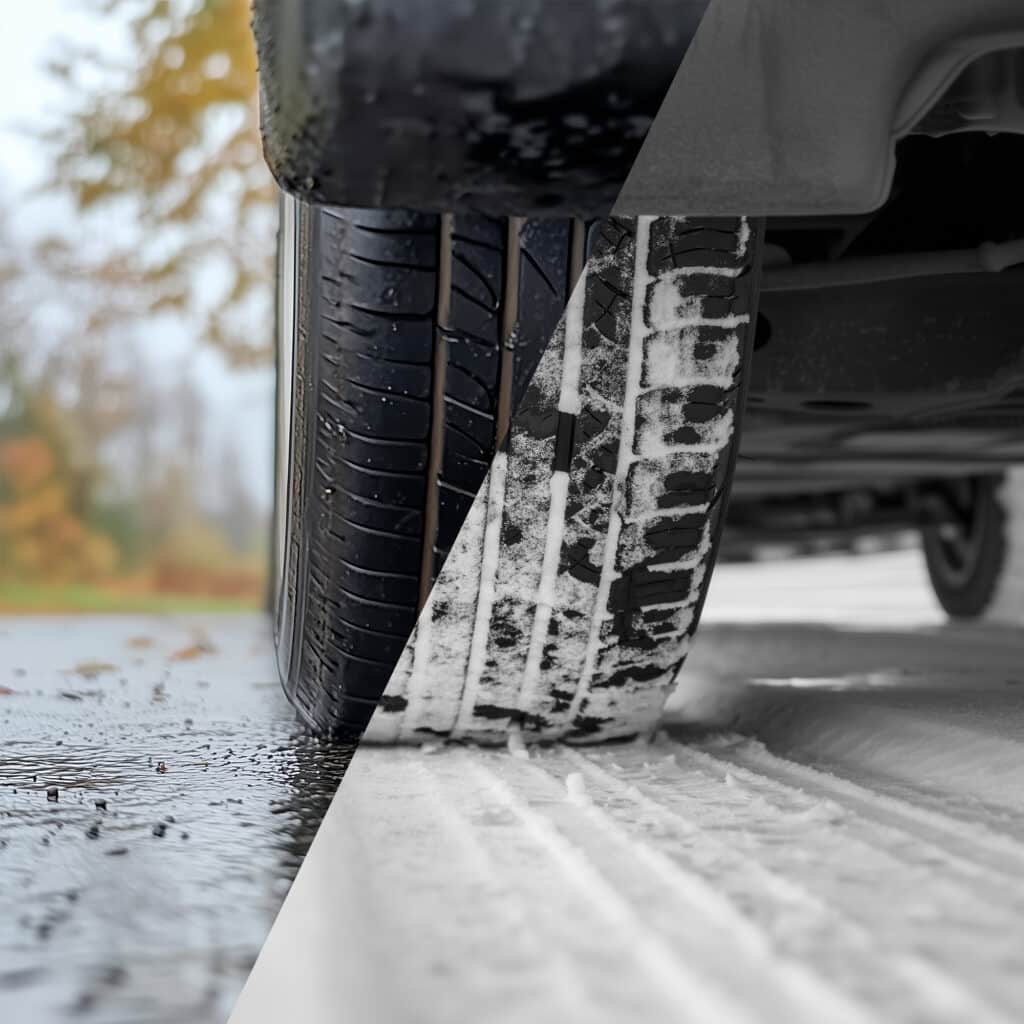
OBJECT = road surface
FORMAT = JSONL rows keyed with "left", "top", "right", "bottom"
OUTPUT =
{"left": 0, "top": 615, "right": 353, "bottom": 1024}
{"left": 230, "top": 548, "right": 1024, "bottom": 1024}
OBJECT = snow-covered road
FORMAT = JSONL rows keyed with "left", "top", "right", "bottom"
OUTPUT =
{"left": 230, "top": 548, "right": 1024, "bottom": 1024}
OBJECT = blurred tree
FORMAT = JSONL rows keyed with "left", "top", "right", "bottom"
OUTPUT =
{"left": 213, "top": 438, "right": 260, "bottom": 554}
{"left": 0, "top": 5, "right": 274, "bottom": 603}
{"left": 0, "top": 368, "right": 118, "bottom": 584}
{"left": 41, "top": 0, "right": 274, "bottom": 364}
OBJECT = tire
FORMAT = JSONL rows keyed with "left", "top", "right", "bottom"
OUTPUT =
{"left": 268, "top": 193, "right": 289, "bottom": 615}
{"left": 369, "top": 215, "right": 762, "bottom": 744}
{"left": 922, "top": 471, "right": 1024, "bottom": 622}
{"left": 275, "top": 201, "right": 580, "bottom": 739}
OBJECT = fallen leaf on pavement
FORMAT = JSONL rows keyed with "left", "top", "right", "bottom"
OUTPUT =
{"left": 70, "top": 661, "right": 118, "bottom": 680}
{"left": 169, "top": 639, "right": 217, "bottom": 661}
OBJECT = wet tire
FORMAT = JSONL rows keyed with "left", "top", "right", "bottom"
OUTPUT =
{"left": 922, "top": 471, "right": 1024, "bottom": 622}
{"left": 275, "top": 200, "right": 580, "bottom": 738}
{"left": 370, "top": 216, "right": 762, "bottom": 744}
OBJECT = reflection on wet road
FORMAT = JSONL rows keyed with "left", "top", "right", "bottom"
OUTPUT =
{"left": 0, "top": 615, "right": 353, "bottom": 1024}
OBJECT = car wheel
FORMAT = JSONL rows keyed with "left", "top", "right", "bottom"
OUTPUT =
{"left": 276, "top": 204, "right": 762, "bottom": 741}
{"left": 371, "top": 216, "right": 763, "bottom": 743}
{"left": 922, "top": 472, "right": 1024, "bottom": 622}
{"left": 275, "top": 199, "right": 580, "bottom": 738}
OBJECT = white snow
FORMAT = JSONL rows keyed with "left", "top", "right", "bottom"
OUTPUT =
{"left": 518, "top": 469, "right": 571, "bottom": 712}
{"left": 518, "top": 269, "right": 585, "bottom": 717}
{"left": 232, "top": 548, "right": 1024, "bottom": 1024}
{"left": 987, "top": 468, "right": 1024, "bottom": 623}
{"left": 564, "top": 771, "right": 590, "bottom": 806}
{"left": 455, "top": 451, "right": 509, "bottom": 735}
{"left": 570, "top": 216, "right": 655, "bottom": 726}
{"left": 506, "top": 725, "right": 530, "bottom": 761}
{"left": 393, "top": 480, "right": 487, "bottom": 741}
{"left": 643, "top": 326, "right": 741, "bottom": 389}
{"left": 558, "top": 264, "right": 586, "bottom": 416}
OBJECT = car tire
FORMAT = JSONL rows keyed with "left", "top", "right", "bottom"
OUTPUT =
{"left": 275, "top": 199, "right": 580, "bottom": 738}
{"left": 922, "top": 471, "right": 1024, "bottom": 622}
{"left": 370, "top": 215, "right": 763, "bottom": 744}
{"left": 277, "top": 204, "right": 762, "bottom": 742}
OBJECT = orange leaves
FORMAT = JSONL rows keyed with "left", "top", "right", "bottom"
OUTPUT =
{"left": 0, "top": 437, "right": 55, "bottom": 493}
{"left": 0, "top": 431, "right": 119, "bottom": 585}
{"left": 70, "top": 661, "right": 119, "bottom": 680}
{"left": 168, "top": 640, "right": 216, "bottom": 661}
{"left": 38, "top": 0, "right": 275, "bottom": 365}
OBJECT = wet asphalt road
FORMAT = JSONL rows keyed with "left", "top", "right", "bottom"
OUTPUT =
{"left": 0, "top": 615, "right": 353, "bottom": 1024}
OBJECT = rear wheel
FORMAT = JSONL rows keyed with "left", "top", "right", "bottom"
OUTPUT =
{"left": 922, "top": 472, "right": 1024, "bottom": 622}
{"left": 277, "top": 204, "right": 762, "bottom": 741}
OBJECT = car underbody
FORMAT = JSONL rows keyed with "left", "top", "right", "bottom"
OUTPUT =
{"left": 256, "top": 0, "right": 1024, "bottom": 518}
{"left": 735, "top": 123, "right": 1024, "bottom": 539}
{"left": 256, "top": 0, "right": 1024, "bottom": 739}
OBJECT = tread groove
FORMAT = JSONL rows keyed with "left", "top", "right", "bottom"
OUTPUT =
{"left": 494, "top": 217, "right": 522, "bottom": 452}
{"left": 419, "top": 215, "right": 453, "bottom": 610}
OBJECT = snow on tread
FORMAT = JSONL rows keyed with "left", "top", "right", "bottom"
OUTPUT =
{"left": 370, "top": 216, "right": 759, "bottom": 743}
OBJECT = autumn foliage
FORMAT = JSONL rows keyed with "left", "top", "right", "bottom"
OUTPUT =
{"left": 42, "top": 0, "right": 274, "bottom": 364}
{"left": 0, "top": 418, "right": 117, "bottom": 585}
{"left": 0, "top": 0, "right": 273, "bottom": 607}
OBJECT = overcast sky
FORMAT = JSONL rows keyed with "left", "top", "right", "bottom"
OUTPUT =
{"left": 0, "top": 3, "right": 275, "bottom": 510}
{"left": 0, "top": 1, "right": 107, "bottom": 193}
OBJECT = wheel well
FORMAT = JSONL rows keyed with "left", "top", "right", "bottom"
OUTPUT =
{"left": 765, "top": 131, "right": 1024, "bottom": 263}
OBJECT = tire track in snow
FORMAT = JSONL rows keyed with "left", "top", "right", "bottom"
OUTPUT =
{"left": 461, "top": 751, "right": 796, "bottom": 1024}
{"left": 235, "top": 734, "right": 1024, "bottom": 1024}
{"left": 462, "top": 751, "right": 884, "bottom": 1024}
{"left": 635, "top": 738, "right": 1024, "bottom": 1019}
{"left": 554, "top": 747, "right": 1008, "bottom": 1024}
{"left": 248, "top": 749, "right": 588, "bottom": 1023}
{"left": 747, "top": 698, "right": 1024, "bottom": 824}
{"left": 684, "top": 732, "right": 1024, "bottom": 882}
{"left": 404, "top": 754, "right": 599, "bottom": 1022}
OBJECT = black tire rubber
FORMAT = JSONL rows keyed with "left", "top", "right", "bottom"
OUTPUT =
{"left": 278, "top": 208, "right": 762, "bottom": 742}
{"left": 276, "top": 202, "right": 580, "bottom": 738}
{"left": 370, "top": 216, "right": 762, "bottom": 743}
{"left": 267, "top": 195, "right": 286, "bottom": 615}
{"left": 922, "top": 474, "right": 1021, "bottom": 620}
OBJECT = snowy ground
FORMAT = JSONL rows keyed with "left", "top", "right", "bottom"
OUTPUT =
{"left": 231, "top": 548, "right": 1024, "bottom": 1024}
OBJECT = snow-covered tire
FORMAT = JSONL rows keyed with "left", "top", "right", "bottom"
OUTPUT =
{"left": 275, "top": 200, "right": 579, "bottom": 739}
{"left": 922, "top": 470, "right": 1024, "bottom": 622}
{"left": 370, "top": 216, "right": 762, "bottom": 744}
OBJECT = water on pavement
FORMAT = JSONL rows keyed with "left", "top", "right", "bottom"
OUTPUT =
{"left": 0, "top": 615, "right": 354, "bottom": 1024}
